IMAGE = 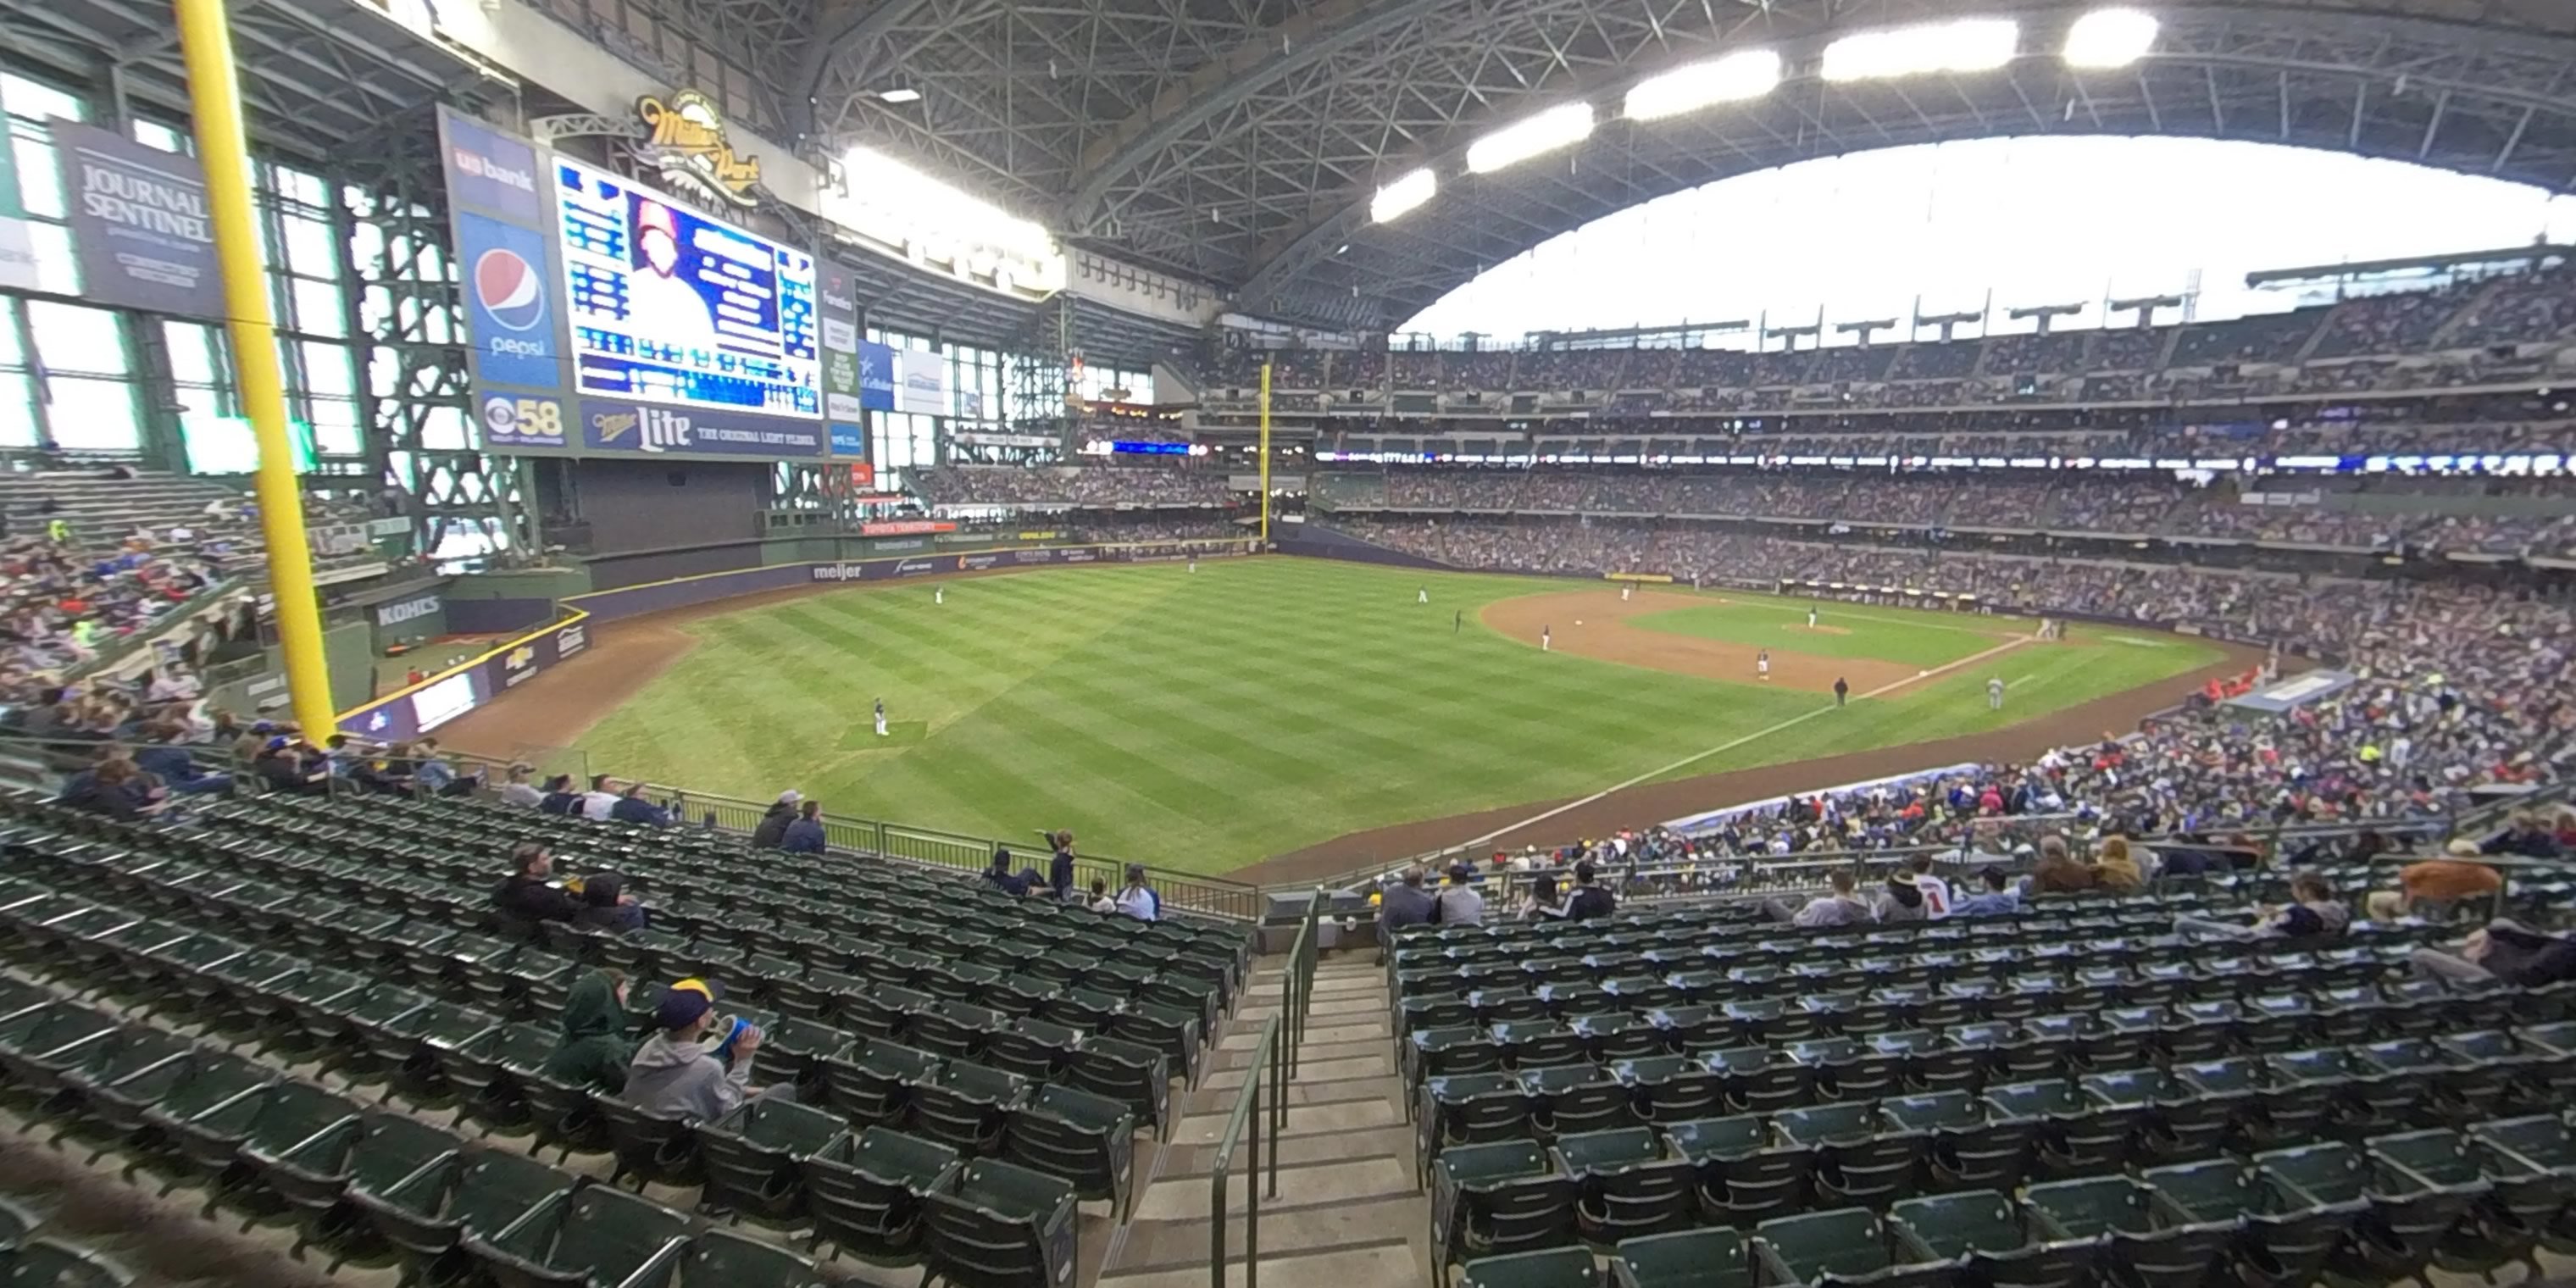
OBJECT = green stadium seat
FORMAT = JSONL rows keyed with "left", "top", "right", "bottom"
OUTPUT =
{"left": 1002, "top": 1084, "right": 1135, "bottom": 1217}
{"left": 1704, "top": 1046, "right": 1809, "bottom": 1117}
{"left": 802, "top": 1127, "right": 961, "bottom": 1265}
{"left": 0, "top": 1002, "right": 123, "bottom": 1104}
{"left": 596, "top": 1095, "right": 707, "bottom": 1191}
{"left": 1554, "top": 1128, "right": 1691, "bottom": 1244}
{"left": 911, "top": 1060, "right": 1030, "bottom": 1155}
{"left": 1613, "top": 1228, "right": 1751, "bottom": 1288}
{"left": 1065, "top": 1036, "right": 1168, "bottom": 1134}
{"left": 2080, "top": 1068, "right": 2227, "bottom": 1164}
{"left": 2020, "top": 1175, "right": 2234, "bottom": 1288}
{"left": 2142, "top": 1158, "right": 2358, "bottom": 1288}
{"left": 908, "top": 1002, "right": 1007, "bottom": 1062}
{"left": 1888, "top": 1191, "right": 2088, "bottom": 1288}
{"left": 1663, "top": 1116, "right": 1806, "bottom": 1230}
{"left": 1524, "top": 1066, "right": 1637, "bottom": 1140}
{"left": 0, "top": 1236, "right": 136, "bottom": 1287}
{"left": 517, "top": 1071, "right": 610, "bottom": 1162}
{"left": 1611, "top": 1056, "right": 1724, "bottom": 1124}
{"left": 2254, "top": 1141, "right": 2475, "bottom": 1286}
{"left": 130, "top": 1050, "right": 280, "bottom": 1181}
{"left": 671, "top": 1229, "right": 833, "bottom": 1287}
{"left": 465, "top": 1181, "right": 692, "bottom": 1288}
{"left": 1752, "top": 1207, "right": 1953, "bottom": 1288}
{"left": 1982, "top": 1080, "right": 2126, "bottom": 1178}
{"left": 1880, "top": 1092, "right": 2029, "bottom": 1195}
{"left": 2364, "top": 1128, "right": 2539, "bottom": 1274}
{"left": 1108, "top": 1001, "right": 1202, "bottom": 1086}
{"left": 921, "top": 1158, "right": 1079, "bottom": 1288}
{"left": 260, "top": 1108, "right": 462, "bottom": 1262}
{"left": 1775, "top": 1103, "right": 1916, "bottom": 1209}
{"left": 748, "top": 1016, "right": 852, "bottom": 1098}
{"left": 1462, "top": 1246, "right": 1602, "bottom": 1288}
{"left": 1435, "top": 1141, "right": 1578, "bottom": 1279}
{"left": 823, "top": 1039, "right": 943, "bottom": 1127}
{"left": 697, "top": 1096, "right": 846, "bottom": 1224}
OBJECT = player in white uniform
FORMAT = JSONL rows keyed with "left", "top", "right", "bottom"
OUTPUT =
{"left": 874, "top": 698, "right": 889, "bottom": 737}
{"left": 623, "top": 201, "right": 721, "bottom": 354}
{"left": 1757, "top": 649, "right": 1770, "bottom": 680}
{"left": 1418, "top": 586, "right": 1429, "bottom": 604}
{"left": 1988, "top": 677, "right": 2005, "bottom": 710}
{"left": 1807, "top": 607, "right": 1818, "bottom": 628}
{"left": 1188, "top": 558, "right": 1197, "bottom": 574}
{"left": 935, "top": 586, "right": 944, "bottom": 605}
{"left": 1541, "top": 625, "right": 1552, "bottom": 652}
{"left": 1621, "top": 585, "right": 1631, "bottom": 602}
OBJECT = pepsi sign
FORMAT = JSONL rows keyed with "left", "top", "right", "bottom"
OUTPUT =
{"left": 457, "top": 211, "right": 562, "bottom": 391}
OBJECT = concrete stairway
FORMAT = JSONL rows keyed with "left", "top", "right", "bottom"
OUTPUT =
{"left": 1093, "top": 952, "right": 1425, "bottom": 1288}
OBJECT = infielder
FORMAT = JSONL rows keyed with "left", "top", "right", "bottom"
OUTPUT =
{"left": 1621, "top": 584, "right": 1631, "bottom": 602}
{"left": 1756, "top": 649, "right": 1770, "bottom": 680}
{"left": 1542, "top": 625, "right": 1552, "bottom": 652}
{"left": 1807, "top": 607, "right": 1818, "bottom": 628}
{"left": 874, "top": 698, "right": 889, "bottom": 737}
{"left": 1988, "top": 677, "right": 2005, "bottom": 710}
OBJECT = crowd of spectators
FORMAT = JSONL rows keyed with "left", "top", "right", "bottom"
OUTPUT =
{"left": 1344, "top": 514, "right": 2575, "bottom": 877}
{"left": 916, "top": 464, "right": 1234, "bottom": 508}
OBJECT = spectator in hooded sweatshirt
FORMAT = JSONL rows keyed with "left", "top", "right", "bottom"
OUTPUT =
{"left": 492, "top": 842, "right": 580, "bottom": 927}
{"left": 623, "top": 979, "right": 787, "bottom": 1118}
{"left": 780, "top": 800, "right": 827, "bottom": 853}
{"left": 575, "top": 874, "right": 647, "bottom": 935}
{"left": 1048, "top": 830, "right": 1078, "bottom": 902}
{"left": 751, "top": 791, "right": 799, "bottom": 849}
{"left": 540, "top": 969, "right": 632, "bottom": 1094}
{"left": 2175, "top": 871, "right": 2352, "bottom": 941}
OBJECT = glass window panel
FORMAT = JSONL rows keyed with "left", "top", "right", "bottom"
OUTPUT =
{"left": 2, "top": 75, "right": 84, "bottom": 124}
{"left": 133, "top": 119, "right": 185, "bottom": 152}
{"left": 26, "top": 301, "right": 127, "bottom": 375}
{"left": 11, "top": 135, "right": 66, "bottom": 219}
{"left": 24, "top": 222, "right": 77, "bottom": 295}
{"left": 300, "top": 341, "right": 353, "bottom": 397}
{"left": 163, "top": 321, "right": 217, "bottom": 384}
{"left": 0, "top": 372, "right": 37, "bottom": 447}
{"left": 421, "top": 404, "right": 467, "bottom": 450}
{"left": 293, "top": 279, "right": 346, "bottom": 337}
{"left": 42, "top": 375, "right": 141, "bottom": 450}
{"left": 284, "top": 216, "right": 338, "bottom": 279}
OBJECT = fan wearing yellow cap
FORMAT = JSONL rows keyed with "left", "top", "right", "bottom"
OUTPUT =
{"left": 621, "top": 976, "right": 791, "bottom": 1119}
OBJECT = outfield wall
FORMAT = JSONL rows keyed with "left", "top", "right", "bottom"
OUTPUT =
{"left": 333, "top": 537, "right": 1257, "bottom": 744}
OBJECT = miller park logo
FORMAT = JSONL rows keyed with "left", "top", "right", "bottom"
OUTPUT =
{"left": 634, "top": 89, "right": 760, "bottom": 208}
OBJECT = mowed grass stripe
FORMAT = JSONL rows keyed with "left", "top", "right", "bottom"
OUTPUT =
{"left": 575, "top": 558, "right": 2227, "bottom": 869}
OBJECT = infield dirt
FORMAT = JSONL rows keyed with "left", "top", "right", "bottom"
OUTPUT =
{"left": 1478, "top": 589, "right": 2018, "bottom": 694}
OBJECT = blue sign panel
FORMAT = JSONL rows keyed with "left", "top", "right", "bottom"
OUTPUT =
{"left": 479, "top": 391, "right": 569, "bottom": 449}
{"left": 457, "top": 211, "right": 564, "bottom": 391}
{"left": 830, "top": 423, "right": 866, "bottom": 455}
{"left": 579, "top": 397, "right": 825, "bottom": 458}
{"left": 858, "top": 339, "right": 896, "bottom": 412}
{"left": 439, "top": 110, "right": 546, "bottom": 225}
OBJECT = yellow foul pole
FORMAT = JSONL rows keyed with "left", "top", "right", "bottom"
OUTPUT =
{"left": 1257, "top": 361, "right": 1272, "bottom": 547}
{"left": 175, "top": 0, "right": 338, "bottom": 738}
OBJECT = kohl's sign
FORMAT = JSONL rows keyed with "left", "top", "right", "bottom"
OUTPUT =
{"left": 375, "top": 594, "right": 443, "bottom": 627}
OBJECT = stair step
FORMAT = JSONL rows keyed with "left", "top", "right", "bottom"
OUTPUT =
{"left": 1102, "top": 1194, "right": 1423, "bottom": 1278}
{"left": 1098, "top": 1240, "right": 1422, "bottom": 1288}
{"left": 1174, "top": 1094, "right": 1400, "bottom": 1142}
{"left": 1209, "top": 1037, "right": 1389, "bottom": 1071}
{"left": 1222, "top": 1021, "right": 1386, "bottom": 1051}
{"left": 1202, "top": 1052, "right": 1391, "bottom": 1090}
{"left": 1130, "top": 1155, "right": 1414, "bottom": 1222}
{"left": 1154, "top": 1124, "right": 1415, "bottom": 1177}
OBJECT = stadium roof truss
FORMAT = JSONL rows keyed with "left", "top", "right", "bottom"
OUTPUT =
{"left": 791, "top": 0, "right": 2576, "bottom": 330}
{"left": 7, "top": 0, "right": 2576, "bottom": 334}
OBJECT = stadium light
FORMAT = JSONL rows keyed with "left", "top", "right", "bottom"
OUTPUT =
{"left": 1821, "top": 18, "right": 2018, "bottom": 82}
{"left": 1625, "top": 49, "right": 1782, "bottom": 122}
{"left": 2062, "top": 8, "right": 2159, "bottom": 69}
{"left": 1371, "top": 168, "right": 1437, "bottom": 224}
{"left": 1465, "top": 103, "right": 1596, "bottom": 175}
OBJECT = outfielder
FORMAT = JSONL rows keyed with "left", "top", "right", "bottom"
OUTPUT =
{"left": 935, "top": 586, "right": 944, "bottom": 605}
{"left": 1988, "top": 677, "right": 2005, "bottom": 710}
{"left": 1418, "top": 586, "right": 1429, "bottom": 604}
{"left": 1757, "top": 649, "right": 1770, "bottom": 680}
{"left": 874, "top": 698, "right": 889, "bottom": 737}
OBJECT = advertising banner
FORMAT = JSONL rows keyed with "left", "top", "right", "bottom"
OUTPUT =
{"left": 830, "top": 424, "right": 867, "bottom": 456}
{"left": 894, "top": 347, "right": 949, "bottom": 415}
{"left": 819, "top": 257, "right": 863, "bottom": 419}
{"left": 51, "top": 120, "right": 223, "bottom": 319}
{"left": 457, "top": 210, "right": 565, "bottom": 391}
{"left": 438, "top": 108, "right": 547, "bottom": 224}
{"left": 859, "top": 519, "right": 954, "bottom": 536}
{"left": 579, "top": 397, "right": 825, "bottom": 457}
{"left": 0, "top": 135, "right": 36, "bottom": 292}
{"left": 478, "top": 389, "right": 569, "bottom": 450}
{"left": 859, "top": 340, "right": 897, "bottom": 412}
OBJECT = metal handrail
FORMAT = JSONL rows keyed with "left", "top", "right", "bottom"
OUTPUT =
{"left": 1283, "top": 889, "right": 1320, "bottom": 1079}
{"left": 1208, "top": 1013, "right": 1285, "bottom": 1288}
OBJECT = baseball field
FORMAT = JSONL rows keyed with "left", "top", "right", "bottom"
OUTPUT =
{"left": 443, "top": 556, "right": 2250, "bottom": 879}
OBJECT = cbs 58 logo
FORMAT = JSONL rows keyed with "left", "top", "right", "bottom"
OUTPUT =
{"left": 480, "top": 394, "right": 564, "bottom": 443}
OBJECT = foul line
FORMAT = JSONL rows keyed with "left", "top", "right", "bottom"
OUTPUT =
{"left": 1449, "top": 634, "right": 2040, "bottom": 852}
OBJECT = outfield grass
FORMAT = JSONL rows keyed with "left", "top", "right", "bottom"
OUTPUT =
{"left": 1627, "top": 599, "right": 2001, "bottom": 666}
{"left": 571, "top": 558, "right": 2224, "bottom": 873}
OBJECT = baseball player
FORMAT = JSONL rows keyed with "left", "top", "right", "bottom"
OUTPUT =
{"left": 874, "top": 698, "right": 889, "bottom": 737}
{"left": 935, "top": 586, "right": 944, "bottom": 605}
{"left": 1757, "top": 649, "right": 1770, "bottom": 680}
{"left": 1541, "top": 625, "right": 1552, "bottom": 652}
{"left": 1988, "top": 676, "right": 2005, "bottom": 710}
{"left": 1418, "top": 586, "right": 1429, "bottom": 604}
{"left": 1188, "top": 558, "right": 1197, "bottom": 574}
{"left": 1621, "top": 584, "right": 1631, "bottom": 602}
{"left": 1453, "top": 609, "right": 1463, "bottom": 636}
{"left": 1807, "top": 607, "right": 1818, "bottom": 628}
